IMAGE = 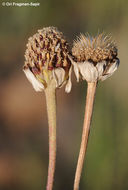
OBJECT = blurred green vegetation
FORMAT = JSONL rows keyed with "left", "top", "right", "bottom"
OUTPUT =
{"left": 0, "top": 0, "right": 128, "bottom": 190}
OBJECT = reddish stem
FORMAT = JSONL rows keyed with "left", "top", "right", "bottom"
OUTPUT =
{"left": 74, "top": 82, "right": 97, "bottom": 190}
{"left": 45, "top": 81, "right": 56, "bottom": 190}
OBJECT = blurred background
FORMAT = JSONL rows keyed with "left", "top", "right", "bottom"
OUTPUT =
{"left": 0, "top": 0, "right": 128, "bottom": 189}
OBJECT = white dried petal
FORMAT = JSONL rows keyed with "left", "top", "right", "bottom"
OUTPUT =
{"left": 74, "top": 62, "right": 80, "bottom": 82}
{"left": 106, "top": 59, "right": 119, "bottom": 74}
{"left": 53, "top": 68, "right": 65, "bottom": 88}
{"left": 78, "top": 61, "right": 98, "bottom": 82}
{"left": 69, "top": 59, "right": 79, "bottom": 82}
{"left": 96, "top": 61, "right": 106, "bottom": 79}
{"left": 65, "top": 66, "right": 72, "bottom": 93}
{"left": 68, "top": 56, "right": 80, "bottom": 82}
{"left": 23, "top": 68, "right": 44, "bottom": 91}
{"left": 100, "top": 59, "right": 119, "bottom": 81}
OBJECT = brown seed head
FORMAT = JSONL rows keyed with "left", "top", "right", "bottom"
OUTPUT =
{"left": 72, "top": 33, "right": 117, "bottom": 63}
{"left": 23, "top": 27, "right": 72, "bottom": 92}
{"left": 24, "top": 27, "right": 71, "bottom": 71}
{"left": 71, "top": 33, "right": 119, "bottom": 82}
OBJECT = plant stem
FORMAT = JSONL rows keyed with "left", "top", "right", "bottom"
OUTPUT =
{"left": 74, "top": 81, "right": 97, "bottom": 190}
{"left": 45, "top": 80, "right": 57, "bottom": 190}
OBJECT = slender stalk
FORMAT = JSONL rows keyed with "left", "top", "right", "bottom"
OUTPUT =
{"left": 74, "top": 81, "right": 97, "bottom": 190}
{"left": 45, "top": 80, "right": 57, "bottom": 190}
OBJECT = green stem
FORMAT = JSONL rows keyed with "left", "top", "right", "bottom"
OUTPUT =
{"left": 45, "top": 80, "right": 57, "bottom": 190}
{"left": 74, "top": 81, "right": 97, "bottom": 190}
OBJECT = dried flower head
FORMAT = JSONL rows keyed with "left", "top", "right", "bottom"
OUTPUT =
{"left": 71, "top": 33, "right": 120, "bottom": 82}
{"left": 23, "top": 27, "right": 72, "bottom": 92}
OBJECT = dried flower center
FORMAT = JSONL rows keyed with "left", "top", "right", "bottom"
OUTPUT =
{"left": 24, "top": 27, "right": 71, "bottom": 75}
{"left": 72, "top": 33, "right": 118, "bottom": 64}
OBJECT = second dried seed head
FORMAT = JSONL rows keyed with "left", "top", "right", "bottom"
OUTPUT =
{"left": 71, "top": 33, "right": 120, "bottom": 82}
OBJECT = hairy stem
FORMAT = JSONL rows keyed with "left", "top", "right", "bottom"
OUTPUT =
{"left": 45, "top": 80, "right": 57, "bottom": 190}
{"left": 74, "top": 81, "right": 97, "bottom": 190}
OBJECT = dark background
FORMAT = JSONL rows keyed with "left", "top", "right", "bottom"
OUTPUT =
{"left": 0, "top": 0, "right": 128, "bottom": 189}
